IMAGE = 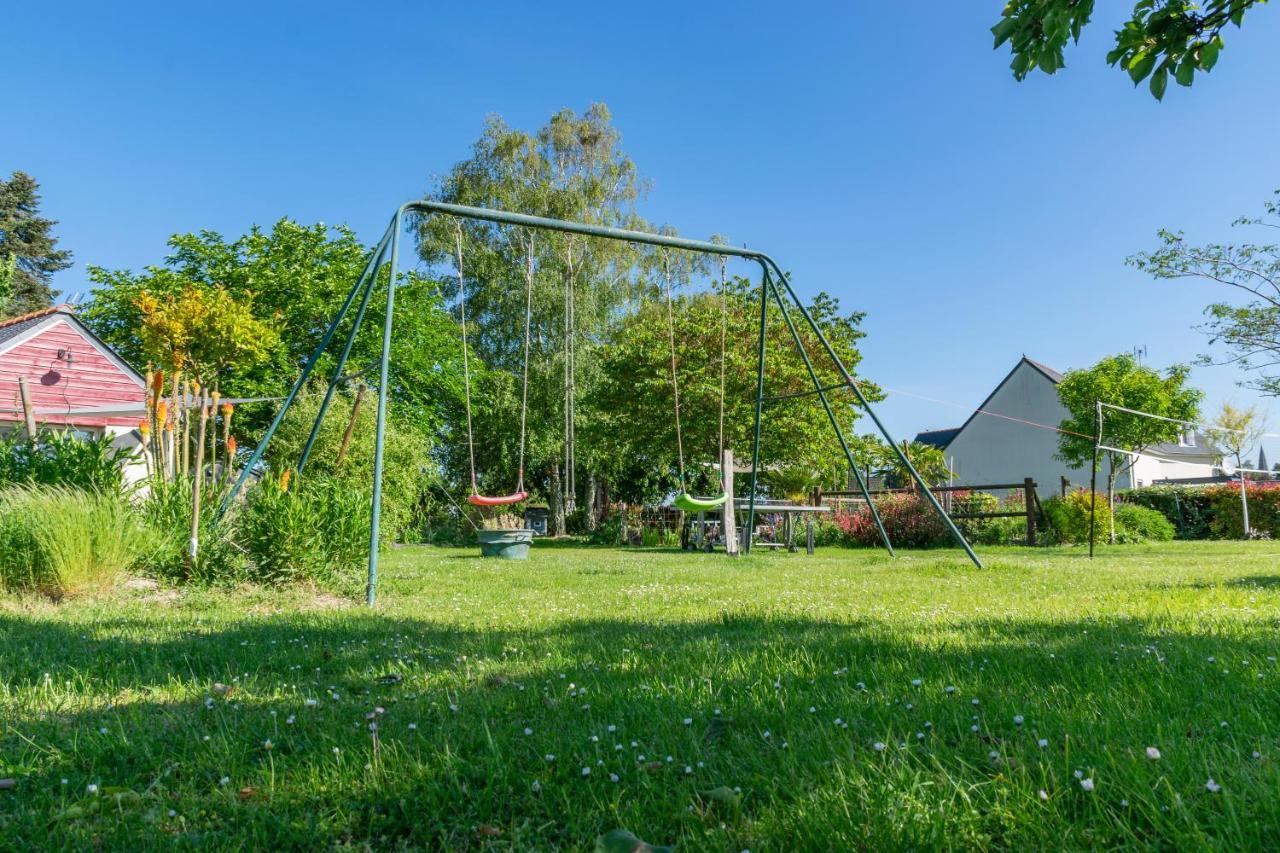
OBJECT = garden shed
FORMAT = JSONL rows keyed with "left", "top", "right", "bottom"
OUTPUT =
{"left": 0, "top": 305, "right": 148, "bottom": 485}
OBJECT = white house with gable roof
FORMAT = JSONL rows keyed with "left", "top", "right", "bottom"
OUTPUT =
{"left": 913, "top": 356, "right": 1220, "bottom": 496}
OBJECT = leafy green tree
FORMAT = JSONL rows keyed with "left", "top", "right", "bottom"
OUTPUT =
{"left": 1055, "top": 353, "right": 1203, "bottom": 541}
{"left": 992, "top": 0, "right": 1266, "bottom": 99}
{"left": 0, "top": 171, "right": 72, "bottom": 318}
{"left": 416, "top": 105, "right": 650, "bottom": 533}
{"left": 590, "top": 278, "right": 881, "bottom": 505}
{"left": 1129, "top": 190, "right": 1280, "bottom": 395}
{"left": 81, "top": 219, "right": 467, "bottom": 439}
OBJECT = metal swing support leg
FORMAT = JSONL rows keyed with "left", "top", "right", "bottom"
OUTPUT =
{"left": 298, "top": 233, "right": 391, "bottom": 474}
{"left": 216, "top": 226, "right": 394, "bottom": 522}
{"left": 759, "top": 259, "right": 982, "bottom": 569}
{"left": 367, "top": 210, "right": 403, "bottom": 606}
{"left": 765, "top": 272, "right": 894, "bottom": 555}
{"left": 744, "top": 264, "right": 769, "bottom": 554}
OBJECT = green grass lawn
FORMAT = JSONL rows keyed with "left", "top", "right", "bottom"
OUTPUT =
{"left": 3, "top": 541, "right": 1280, "bottom": 850}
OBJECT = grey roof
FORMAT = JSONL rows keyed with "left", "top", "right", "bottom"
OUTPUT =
{"left": 0, "top": 312, "right": 53, "bottom": 347}
{"left": 1023, "top": 357, "right": 1064, "bottom": 383}
{"left": 914, "top": 427, "right": 961, "bottom": 449}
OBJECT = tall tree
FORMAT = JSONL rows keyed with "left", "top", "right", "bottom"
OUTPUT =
{"left": 82, "top": 219, "right": 467, "bottom": 440}
{"left": 1129, "top": 190, "right": 1280, "bottom": 395}
{"left": 590, "top": 277, "right": 881, "bottom": 505}
{"left": 992, "top": 0, "right": 1267, "bottom": 99}
{"left": 1055, "top": 353, "right": 1203, "bottom": 541}
{"left": 0, "top": 171, "right": 73, "bottom": 318}
{"left": 416, "top": 105, "right": 649, "bottom": 534}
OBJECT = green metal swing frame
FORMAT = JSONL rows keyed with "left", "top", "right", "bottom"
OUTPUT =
{"left": 218, "top": 200, "right": 982, "bottom": 606}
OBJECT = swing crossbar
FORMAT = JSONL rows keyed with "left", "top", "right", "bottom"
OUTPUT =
{"left": 467, "top": 491, "right": 529, "bottom": 507}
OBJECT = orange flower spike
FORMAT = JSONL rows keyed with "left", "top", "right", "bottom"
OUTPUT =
{"left": 280, "top": 469, "right": 292, "bottom": 492}
{"left": 226, "top": 436, "right": 237, "bottom": 456}
{"left": 139, "top": 419, "right": 150, "bottom": 436}
{"left": 155, "top": 399, "right": 169, "bottom": 427}
{"left": 221, "top": 402, "right": 234, "bottom": 419}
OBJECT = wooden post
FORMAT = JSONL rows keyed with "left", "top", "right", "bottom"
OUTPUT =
{"left": 1024, "top": 477, "right": 1037, "bottom": 546}
{"left": 335, "top": 383, "right": 367, "bottom": 469}
{"left": 1061, "top": 475, "right": 1068, "bottom": 498}
{"left": 17, "top": 376, "right": 38, "bottom": 441}
{"left": 722, "top": 448, "right": 738, "bottom": 556}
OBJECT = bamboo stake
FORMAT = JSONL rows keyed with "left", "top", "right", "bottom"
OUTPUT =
{"left": 209, "top": 389, "right": 221, "bottom": 483}
{"left": 181, "top": 379, "right": 193, "bottom": 477}
{"left": 187, "top": 397, "right": 209, "bottom": 571}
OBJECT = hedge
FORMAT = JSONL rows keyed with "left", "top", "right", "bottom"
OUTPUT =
{"left": 1122, "top": 481, "right": 1280, "bottom": 539}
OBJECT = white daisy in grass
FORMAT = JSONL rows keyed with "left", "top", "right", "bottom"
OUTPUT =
{"left": 86, "top": 784, "right": 99, "bottom": 795}
{"left": 581, "top": 766, "right": 591, "bottom": 777}
{"left": 530, "top": 780, "right": 541, "bottom": 794}
{"left": 809, "top": 707, "right": 816, "bottom": 714}
{"left": 1079, "top": 778, "right": 1095, "bottom": 792}
{"left": 609, "top": 773, "right": 619, "bottom": 783}
{"left": 1206, "top": 778, "right": 1221, "bottom": 793}
{"left": 1146, "top": 746, "right": 1161, "bottom": 760}
{"left": 219, "top": 776, "right": 230, "bottom": 786}
{"left": 911, "top": 679, "right": 922, "bottom": 687}
{"left": 683, "top": 718, "right": 693, "bottom": 726}
{"left": 1038, "top": 789, "right": 1049, "bottom": 801}
{"left": 545, "top": 754, "right": 555, "bottom": 762}
{"left": 1037, "top": 739, "right": 1049, "bottom": 748}
{"left": 1013, "top": 715, "right": 1024, "bottom": 726}
{"left": 523, "top": 728, "right": 533, "bottom": 736}
{"left": 944, "top": 685, "right": 956, "bottom": 694}
{"left": 873, "top": 742, "right": 886, "bottom": 751}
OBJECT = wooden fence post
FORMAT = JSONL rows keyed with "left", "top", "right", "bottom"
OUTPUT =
{"left": 1060, "top": 475, "right": 1068, "bottom": 498}
{"left": 1024, "top": 477, "right": 1037, "bottom": 546}
{"left": 17, "top": 376, "right": 38, "bottom": 441}
{"left": 722, "top": 448, "right": 738, "bottom": 556}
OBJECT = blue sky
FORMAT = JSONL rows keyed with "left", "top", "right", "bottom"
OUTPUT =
{"left": 5, "top": 1, "right": 1280, "bottom": 456}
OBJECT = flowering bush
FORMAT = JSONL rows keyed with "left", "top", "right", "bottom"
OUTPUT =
{"left": 1042, "top": 490, "right": 1111, "bottom": 545}
{"left": 1203, "top": 480, "right": 1280, "bottom": 539}
{"left": 831, "top": 493, "right": 951, "bottom": 549}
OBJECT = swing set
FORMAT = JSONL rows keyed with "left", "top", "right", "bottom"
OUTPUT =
{"left": 219, "top": 200, "right": 982, "bottom": 606}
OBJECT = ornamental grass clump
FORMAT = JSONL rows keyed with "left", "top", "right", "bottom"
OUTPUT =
{"left": 0, "top": 485, "right": 152, "bottom": 597}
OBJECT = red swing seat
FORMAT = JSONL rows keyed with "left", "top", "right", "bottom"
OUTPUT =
{"left": 467, "top": 491, "right": 529, "bottom": 507}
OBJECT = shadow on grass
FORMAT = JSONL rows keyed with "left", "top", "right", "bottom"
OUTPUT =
{"left": 1, "top": 606, "right": 1278, "bottom": 849}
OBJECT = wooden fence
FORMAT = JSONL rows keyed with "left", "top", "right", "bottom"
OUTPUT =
{"left": 813, "top": 478, "right": 1043, "bottom": 545}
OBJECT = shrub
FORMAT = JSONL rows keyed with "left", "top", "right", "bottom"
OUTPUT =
{"left": 1204, "top": 481, "right": 1280, "bottom": 539}
{"left": 266, "top": 390, "right": 431, "bottom": 543}
{"left": 833, "top": 493, "right": 950, "bottom": 549}
{"left": 0, "top": 430, "right": 131, "bottom": 494}
{"left": 236, "top": 475, "right": 371, "bottom": 585}
{"left": 1042, "top": 490, "right": 1111, "bottom": 545}
{"left": 0, "top": 485, "right": 152, "bottom": 597}
{"left": 1122, "top": 485, "right": 1213, "bottom": 540}
{"left": 1114, "top": 503, "right": 1176, "bottom": 542}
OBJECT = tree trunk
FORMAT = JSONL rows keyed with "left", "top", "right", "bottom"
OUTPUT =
{"left": 585, "top": 471, "right": 599, "bottom": 531}
{"left": 550, "top": 465, "right": 566, "bottom": 537}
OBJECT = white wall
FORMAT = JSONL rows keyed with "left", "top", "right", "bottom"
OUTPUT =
{"left": 944, "top": 361, "right": 1093, "bottom": 497}
{"left": 104, "top": 426, "right": 149, "bottom": 491}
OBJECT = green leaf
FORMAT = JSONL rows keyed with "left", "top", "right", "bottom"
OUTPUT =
{"left": 1149, "top": 66, "right": 1168, "bottom": 100}
{"left": 1200, "top": 39, "right": 1220, "bottom": 70}
{"left": 1105, "top": 45, "right": 1127, "bottom": 65}
{"left": 1128, "top": 51, "right": 1156, "bottom": 84}
{"left": 1174, "top": 57, "right": 1195, "bottom": 86}
{"left": 991, "top": 17, "right": 1016, "bottom": 48}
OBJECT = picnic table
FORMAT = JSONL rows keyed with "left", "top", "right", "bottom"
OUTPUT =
{"left": 682, "top": 499, "right": 830, "bottom": 555}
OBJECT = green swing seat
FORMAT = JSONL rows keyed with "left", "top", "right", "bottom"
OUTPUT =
{"left": 673, "top": 491, "right": 728, "bottom": 512}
